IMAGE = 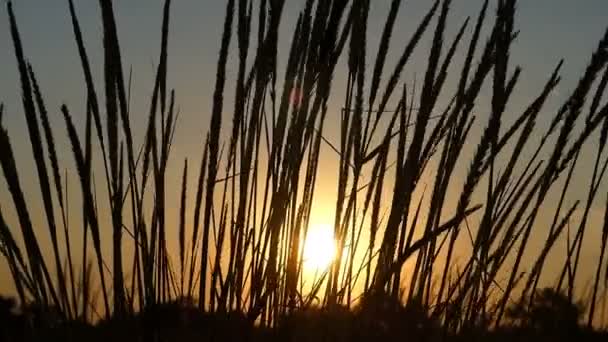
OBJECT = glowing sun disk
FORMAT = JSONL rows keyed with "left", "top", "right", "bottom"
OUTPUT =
{"left": 303, "top": 223, "right": 336, "bottom": 273}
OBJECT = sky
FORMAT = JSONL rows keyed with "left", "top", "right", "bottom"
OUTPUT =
{"left": 1, "top": 0, "right": 608, "bottom": 308}
{"left": 0, "top": 0, "right": 606, "bottom": 191}
{"left": 2, "top": 0, "right": 607, "bottom": 142}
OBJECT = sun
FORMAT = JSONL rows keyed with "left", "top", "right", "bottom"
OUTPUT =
{"left": 302, "top": 223, "right": 336, "bottom": 273}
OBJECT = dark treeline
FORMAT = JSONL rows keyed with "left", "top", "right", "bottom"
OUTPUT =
{"left": 0, "top": 289, "right": 607, "bottom": 341}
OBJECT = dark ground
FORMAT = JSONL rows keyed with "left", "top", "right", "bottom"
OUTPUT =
{"left": 1, "top": 292, "right": 607, "bottom": 342}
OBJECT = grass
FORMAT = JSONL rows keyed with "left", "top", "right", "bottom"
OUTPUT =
{"left": 1, "top": 0, "right": 608, "bottom": 340}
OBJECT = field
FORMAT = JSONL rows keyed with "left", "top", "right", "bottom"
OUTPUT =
{"left": 1, "top": 0, "right": 608, "bottom": 340}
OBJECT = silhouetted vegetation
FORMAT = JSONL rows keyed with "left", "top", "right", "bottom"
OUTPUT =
{"left": 2, "top": 0, "right": 608, "bottom": 340}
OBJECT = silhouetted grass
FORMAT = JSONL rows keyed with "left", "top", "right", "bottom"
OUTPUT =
{"left": 2, "top": 0, "right": 608, "bottom": 340}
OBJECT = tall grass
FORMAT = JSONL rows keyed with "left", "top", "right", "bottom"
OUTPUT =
{"left": 1, "top": 0, "right": 608, "bottom": 335}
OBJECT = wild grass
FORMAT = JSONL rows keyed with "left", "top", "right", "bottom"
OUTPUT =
{"left": 1, "top": 0, "right": 608, "bottom": 340}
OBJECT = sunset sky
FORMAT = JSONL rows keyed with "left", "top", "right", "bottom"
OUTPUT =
{"left": 1, "top": 0, "right": 608, "bottom": 303}
{"left": 1, "top": 0, "right": 607, "bottom": 140}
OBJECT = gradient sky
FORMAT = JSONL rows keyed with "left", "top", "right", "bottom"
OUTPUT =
{"left": 2, "top": 0, "right": 608, "bottom": 142}
{"left": 0, "top": 0, "right": 605, "bottom": 151}
{"left": 1, "top": 0, "right": 608, "bottom": 305}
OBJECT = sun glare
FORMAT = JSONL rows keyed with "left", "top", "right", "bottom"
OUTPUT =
{"left": 303, "top": 223, "right": 336, "bottom": 273}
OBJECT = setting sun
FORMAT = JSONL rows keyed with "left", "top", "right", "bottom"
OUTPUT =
{"left": 303, "top": 223, "right": 337, "bottom": 273}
